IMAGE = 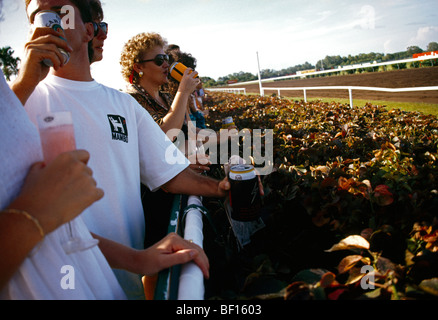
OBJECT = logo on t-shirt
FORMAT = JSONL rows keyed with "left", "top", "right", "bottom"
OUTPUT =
{"left": 108, "top": 115, "right": 128, "bottom": 143}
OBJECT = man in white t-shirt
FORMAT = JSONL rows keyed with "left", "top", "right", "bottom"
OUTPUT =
{"left": 0, "top": 0, "right": 126, "bottom": 300}
{"left": 13, "top": 0, "right": 229, "bottom": 300}
{"left": 0, "top": 68, "right": 128, "bottom": 301}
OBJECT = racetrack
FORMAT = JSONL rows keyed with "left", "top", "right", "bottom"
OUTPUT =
{"left": 233, "top": 67, "right": 438, "bottom": 104}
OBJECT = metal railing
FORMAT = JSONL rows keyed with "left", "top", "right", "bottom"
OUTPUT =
{"left": 206, "top": 88, "right": 247, "bottom": 94}
{"left": 152, "top": 194, "right": 206, "bottom": 300}
{"left": 261, "top": 85, "right": 438, "bottom": 106}
{"left": 228, "top": 55, "right": 438, "bottom": 86}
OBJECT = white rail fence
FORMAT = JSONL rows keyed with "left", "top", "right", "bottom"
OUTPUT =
{"left": 206, "top": 85, "right": 438, "bottom": 107}
{"left": 177, "top": 196, "right": 205, "bottom": 300}
{"left": 261, "top": 85, "right": 438, "bottom": 107}
{"left": 228, "top": 55, "right": 438, "bottom": 86}
{"left": 153, "top": 195, "right": 206, "bottom": 300}
{"left": 206, "top": 88, "right": 246, "bottom": 94}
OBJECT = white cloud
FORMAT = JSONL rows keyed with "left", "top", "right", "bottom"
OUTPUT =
{"left": 357, "top": 5, "right": 376, "bottom": 30}
{"left": 384, "top": 39, "right": 396, "bottom": 55}
{"left": 410, "top": 26, "right": 438, "bottom": 47}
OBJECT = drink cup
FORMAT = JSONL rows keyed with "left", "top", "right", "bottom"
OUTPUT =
{"left": 222, "top": 116, "right": 235, "bottom": 129}
{"left": 36, "top": 110, "right": 99, "bottom": 254}
{"left": 37, "top": 111, "right": 76, "bottom": 164}
{"left": 169, "top": 62, "right": 198, "bottom": 82}
{"left": 228, "top": 165, "right": 262, "bottom": 221}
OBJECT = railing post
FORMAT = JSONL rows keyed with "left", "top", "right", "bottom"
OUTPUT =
{"left": 303, "top": 89, "right": 307, "bottom": 102}
{"left": 348, "top": 88, "right": 353, "bottom": 108}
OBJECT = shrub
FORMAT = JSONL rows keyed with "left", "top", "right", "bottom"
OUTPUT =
{"left": 203, "top": 92, "right": 438, "bottom": 300}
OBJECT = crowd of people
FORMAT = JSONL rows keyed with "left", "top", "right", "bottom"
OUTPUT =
{"left": 0, "top": 0, "right": 233, "bottom": 300}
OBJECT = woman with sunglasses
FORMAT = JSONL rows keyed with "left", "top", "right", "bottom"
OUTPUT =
{"left": 120, "top": 32, "right": 203, "bottom": 147}
{"left": 120, "top": 32, "right": 209, "bottom": 250}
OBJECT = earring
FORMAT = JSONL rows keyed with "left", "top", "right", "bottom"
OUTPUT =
{"left": 139, "top": 71, "right": 144, "bottom": 78}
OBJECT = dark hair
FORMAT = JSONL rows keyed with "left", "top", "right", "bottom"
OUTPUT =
{"left": 163, "top": 50, "right": 198, "bottom": 107}
{"left": 88, "top": 0, "right": 104, "bottom": 63}
{"left": 25, "top": 0, "right": 93, "bottom": 23}
{"left": 89, "top": 0, "right": 103, "bottom": 21}
{"left": 166, "top": 48, "right": 197, "bottom": 70}
{"left": 167, "top": 44, "right": 180, "bottom": 52}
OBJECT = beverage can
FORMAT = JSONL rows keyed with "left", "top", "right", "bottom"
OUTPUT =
{"left": 229, "top": 164, "right": 261, "bottom": 221}
{"left": 222, "top": 116, "right": 235, "bottom": 129}
{"left": 34, "top": 10, "right": 70, "bottom": 66}
{"left": 169, "top": 62, "right": 198, "bottom": 82}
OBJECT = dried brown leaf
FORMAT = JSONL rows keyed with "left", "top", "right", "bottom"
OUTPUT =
{"left": 320, "top": 272, "right": 337, "bottom": 288}
{"left": 325, "top": 235, "right": 370, "bottom": 252}
{"left": 419, "top": 278, "right": 438, "bottom": 297}
{"left": 338, "top": 255, "right": 363, "bottom": 274}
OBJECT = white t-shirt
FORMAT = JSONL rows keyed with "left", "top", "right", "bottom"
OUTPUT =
{"left": 24, "top": 75, "right": 190, "bottom": 299}
{"left": 0, "top": 73, "right": 127, "bottom": 300}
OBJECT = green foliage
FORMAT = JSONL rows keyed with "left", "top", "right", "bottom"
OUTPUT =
{"left": 0, "top": 46, "right": 20, "bottom": 81}
{"left": 203, "top": 92, "right": 438, "bottom": 300}
{"left": 427, "top": 42, "right": 438, "bottom": 52}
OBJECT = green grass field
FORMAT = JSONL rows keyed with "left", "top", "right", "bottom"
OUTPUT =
{"left": 243, "top": 92, "right": 438, "bottom": 116}
{"left": 285, "top": 96, "right": 438, "bottom": 116}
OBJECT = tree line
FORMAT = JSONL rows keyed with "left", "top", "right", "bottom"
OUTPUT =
{"left": 201, "top": 42, "right": 438, "bottom": 87}
{"left": 2, "top": 42, "right": 437, "bottom": 87}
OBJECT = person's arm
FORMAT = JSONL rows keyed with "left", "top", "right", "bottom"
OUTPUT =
{"left": 0, "top": 209, "right": 45, "bottom": 290}
{"left": 160, "top": 69, "right": 200, "bottom": 136}
{"left": 10, "top": 27, "right": 72, "bottom": 105}
{"left": 92, "top": 232, "right": 209, "bottom": 279}
{"left": 162, "top": 167, "right": 230, "bottom": 198}
{"left": 163, "top": 165, "right": 264, "bottom": 197}
{"left": 0, "top": 150, "right": 103, "bottom": 290}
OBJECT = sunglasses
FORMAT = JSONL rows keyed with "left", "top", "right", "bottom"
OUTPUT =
{"left": 138, "top": 54, "right": 169, "bottom": 67}
{"left": 93, "top": 22, "right": 108, "bottom": 36}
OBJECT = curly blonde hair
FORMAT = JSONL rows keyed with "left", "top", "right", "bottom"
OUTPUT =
{"left": 120, "top": 32, "right": 168, "bottom": 84}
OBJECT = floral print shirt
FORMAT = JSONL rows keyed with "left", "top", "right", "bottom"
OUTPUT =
{"left": 127, "top": 84, "right": 173, "bottom": 125}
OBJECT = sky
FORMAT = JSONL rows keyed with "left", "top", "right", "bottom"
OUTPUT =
{"left": 0, "top": 0, "right": 437, "bottom": 90}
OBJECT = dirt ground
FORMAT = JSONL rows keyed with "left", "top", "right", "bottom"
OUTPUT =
{"left": 234, "top": 67, "right": 438, "bottom": 104}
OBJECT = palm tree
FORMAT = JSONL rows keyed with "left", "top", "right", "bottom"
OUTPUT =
{"left": 0, "top": 46, "right": 20, "bottom": 81}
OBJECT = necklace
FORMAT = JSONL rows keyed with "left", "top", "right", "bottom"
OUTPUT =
{"left": 132, "top": 84, "right": 169, "bottom": 111}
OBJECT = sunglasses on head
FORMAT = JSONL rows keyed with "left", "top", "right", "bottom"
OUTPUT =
{"left": 92, "top": 22, "right": 108, "bottom": 36}
{"left": 138, "top": 54, "right": 169, "bottom": 67}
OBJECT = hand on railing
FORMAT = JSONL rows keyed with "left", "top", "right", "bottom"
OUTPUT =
{"left": 140, "top": 233, "right": 210, "bottom": 279}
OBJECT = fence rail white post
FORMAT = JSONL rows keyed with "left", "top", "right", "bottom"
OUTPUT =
{"left": 258, "top": 86, "right": 438, "bottom": 105}
{"left": 206, "top": 86, "right": 438, "bottom": 108}
{"left": 226, "top": 55, "right": 438, "bottom": 87}
{"left": 177, "top": 196, "right": 205, "bottom": 300}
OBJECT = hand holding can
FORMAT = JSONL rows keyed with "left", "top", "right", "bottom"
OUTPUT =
{"left": 33, "top": 10, "right": 70, "bottom": 67}
{"left": 170, "top": 62, "right": 199, "bottom": 82}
